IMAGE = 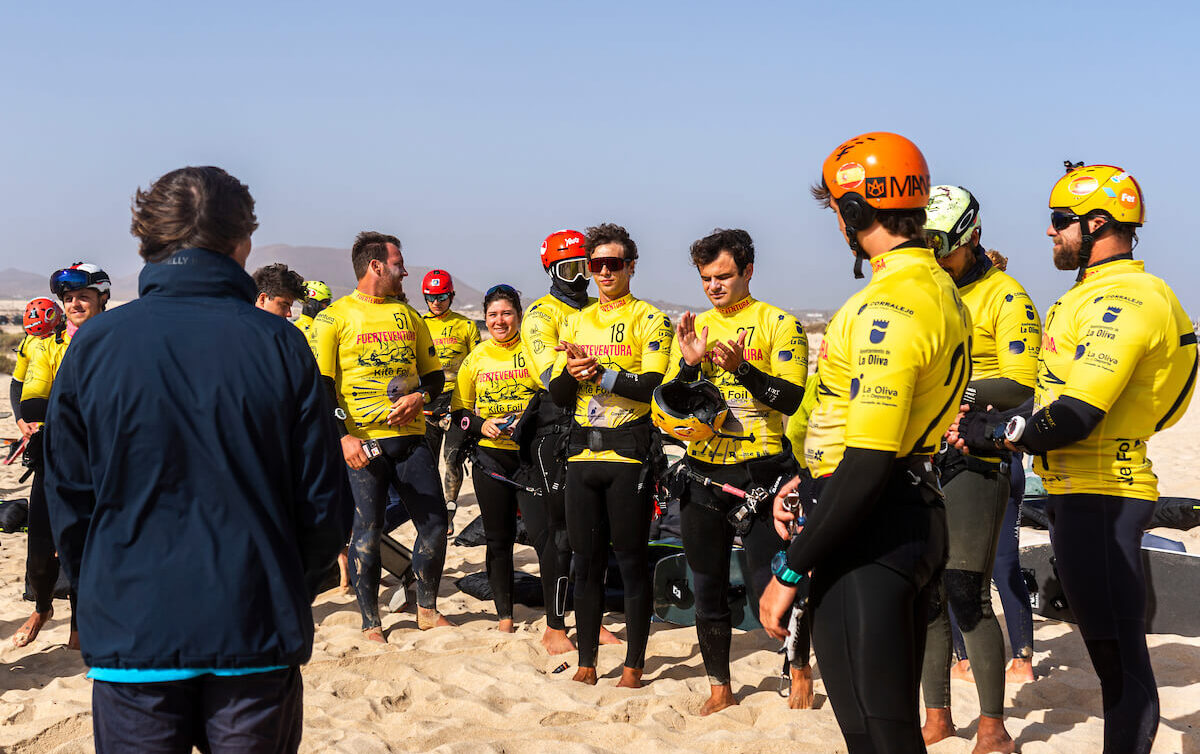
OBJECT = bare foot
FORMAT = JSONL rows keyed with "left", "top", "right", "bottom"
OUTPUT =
{"left": 616, "top": 666, "right": 643, "bottom": 689}
{"left": 973, "top": 714, "right": 1015, "bottom": 754}
{"left": 787, "top": 664, "right": 814, "bottom": 709}
{"left": 700, "top": 683, "right": 738, "bottom": 715}
{"left": 1006, "top": 657, "right": 1035, "bottom": 684}
{"left": 67, "top": 630, "right": 80, "bottom": 651}
{"left": 599, "top": 627, "right": 621, "bottom": 645}
{"left": 363, "top": 627, "right": 386, "bottom": 643}
{"left": 12, "top": 608, "right": 53, "bottom": 648}
{"left": 950, "top": 658, "right": 975, "bottom": 683}
{"left": 572, "top": 666, "right": 598, "bottom": 685}
{"left": 498, "top": 619, "right": 515, "bottom": 633}
{"left": 337, "top": 549, "right": 351, "bottom": 593}
{"left": 922, "top": 707, "right": 956, "bottom": 746}
{"left": 417, "top": 607, "right": 453, "bottom": 630}
{"left": 541, "top": 627, "right": 575, "bottom": 655}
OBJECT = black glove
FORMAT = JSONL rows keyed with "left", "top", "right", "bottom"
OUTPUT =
{"left": 956, "top": 407, "right": 1005, "bottom": 454}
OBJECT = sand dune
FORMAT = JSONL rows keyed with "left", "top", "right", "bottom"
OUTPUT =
{"left": 1, "top": 389, "right": 1198, "bottom": 752}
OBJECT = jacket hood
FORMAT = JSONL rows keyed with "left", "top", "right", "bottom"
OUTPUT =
{"left": 138, "top": 247, "right": 257, "bottom": 303}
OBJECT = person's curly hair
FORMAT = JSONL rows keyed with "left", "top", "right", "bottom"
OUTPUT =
{"left": 584, "top": 223, "right": 638, "bottom": 260}
{"left": 252, "top": 263, "right": 305, "bottom": 302}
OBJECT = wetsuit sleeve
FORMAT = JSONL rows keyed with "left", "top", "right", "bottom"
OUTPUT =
{"left": 522, "top": 303, "right": 560, "bottom": 389}
{"left": 599, "top": 369, "right": 664, "bottom": 403}
{"left": 20, "top": 345, "right": 54, "bottom": 423}
{"left": 42, "top": 349, "right": 91, "bottom": 590}
{"left": 734, "top": 363, "right": 805, "bottom": 415}
{"left": 785, "top": 447, "right": 894, "bottom": 574}
{"left": 1020, "top": 395, "right": 1106, "bottom": 453}
{"left": 1059, "top": 295, "right": 1153, "bottom": 412}
{"left": 419, "top": 368, "right": 445, "bottom": 402}
{"left": 964, "top": 377, "right": 1033, "bottom": 412}
{"left": 284, "top": 331, "right": 354, "bottom": 600}
{"left": 9, "top": 379, "right": 21, "bottom": 423}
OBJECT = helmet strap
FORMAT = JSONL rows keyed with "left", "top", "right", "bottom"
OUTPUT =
{"left": 847, "top": 227, "right": 867, "bottom": 280}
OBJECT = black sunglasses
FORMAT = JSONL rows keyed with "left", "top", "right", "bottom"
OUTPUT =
{"left": 588, "top": 257, "right": 628, "bottom": 274}
{"left": 1050, "top": 211, "right": 1083, "bottom": 232}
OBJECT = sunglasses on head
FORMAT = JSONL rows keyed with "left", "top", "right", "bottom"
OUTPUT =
{"left": 486, "top": 284, "right": 518, "bottom": 297}
{"left": 1050, "top": 211, "right": 1083, "bottom": 232}
{"left": 587, "top": 256, "right": 628, "bottom": 274}
{"left": 424, "top": 293, "right": 451, "bottom": 303}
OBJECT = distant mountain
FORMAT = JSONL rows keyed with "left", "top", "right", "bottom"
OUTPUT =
{"left": 0, "top": 268, "right": 51, "bottom": 299}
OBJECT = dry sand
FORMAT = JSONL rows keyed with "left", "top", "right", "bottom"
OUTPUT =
{"left": 1, "top": 377, "right": 1198, "bottom": 753}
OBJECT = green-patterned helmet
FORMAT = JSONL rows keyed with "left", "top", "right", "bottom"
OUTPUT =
{"left": 924, "top": 185, "right": 981, "bottom": 259}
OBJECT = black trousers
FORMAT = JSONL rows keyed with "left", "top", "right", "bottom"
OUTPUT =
{"left": 92, "top": 667, "right": 303, "bottom": 754}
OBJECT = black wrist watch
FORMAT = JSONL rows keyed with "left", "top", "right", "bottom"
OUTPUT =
{"left": 735, "top": 361, "right": 752, "bottom": 378}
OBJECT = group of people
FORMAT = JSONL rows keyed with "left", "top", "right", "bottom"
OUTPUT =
{"left": 3, "top": 130, "right": 1191, "bottom": 754}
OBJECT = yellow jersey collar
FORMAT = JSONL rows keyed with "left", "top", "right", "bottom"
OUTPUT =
{"left": 352, "top": 289, "right": 388, "bottom": 305}
{"left": 1082, "top": 256, "right": 1142, "bottom": 282}
{"left": 716, "top": 295, "right": 755, "bottom": 316}
{"left": 868, "top": 245, "right": 935, "bottom": 276}
{"left": 491, "top": 333, "right": 522, "bottom": 350}
{"left": 599, "top": 293, "right": 634, "bottom": 312}
{"left": 424, "top": 309, "right": 455, "bottom": 320}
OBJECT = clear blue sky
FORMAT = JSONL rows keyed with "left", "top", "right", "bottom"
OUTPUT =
{"left": 2, "top": 1, "right": 1196, "bottom": 314}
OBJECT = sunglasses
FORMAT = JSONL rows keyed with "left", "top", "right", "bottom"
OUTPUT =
{"left": 1050, "top": 211, "right": 1082, "bottom": 232}
{"left": 587, "top": 256, "right": 628, "bottom": 274}
{"left": 486, "top": 284, "right": 518, "bottom": 297}
{"left": 424, "top": 293, "right": 452, "bottom": 303}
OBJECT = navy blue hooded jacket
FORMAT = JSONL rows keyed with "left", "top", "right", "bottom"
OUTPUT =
{"left": 44, "top": 247, "right": 352, "bottom": 670}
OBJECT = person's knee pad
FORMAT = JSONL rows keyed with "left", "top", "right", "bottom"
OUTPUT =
{"left": 944, "top": 569, "right": 988, "bottom": 631}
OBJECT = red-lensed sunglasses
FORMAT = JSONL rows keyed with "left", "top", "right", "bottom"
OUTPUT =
{"left": 588, "top": 257, "right": 628, "bottom": 274}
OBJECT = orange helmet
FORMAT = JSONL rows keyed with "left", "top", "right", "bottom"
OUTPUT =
{"left": 539, "top": 229, "right": 587, "bottom": 270}
{"left": 821, "top": 131, "right": 931, "bottom": 213}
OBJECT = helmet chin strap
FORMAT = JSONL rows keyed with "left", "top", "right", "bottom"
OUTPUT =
{"left": 847, "top": 227, "right": 868, "bottom": 279}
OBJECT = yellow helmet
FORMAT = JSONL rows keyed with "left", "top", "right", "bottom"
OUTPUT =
{"left": 1049, "top": 164, "right": 1145, "bottom": 226}
{"left": 651, "top": 379, "right": 730, "bottom": 443}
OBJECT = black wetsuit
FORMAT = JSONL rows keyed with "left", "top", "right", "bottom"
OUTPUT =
{"left": 470, "top": 446, "right": 530, "bottom": 621}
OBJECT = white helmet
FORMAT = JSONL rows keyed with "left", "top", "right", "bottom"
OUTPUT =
{"left": 924, "top": 185, "right": 982, "bottom": 259}
{"left": 50, "top": 262, "right": 112, "bottom": 298}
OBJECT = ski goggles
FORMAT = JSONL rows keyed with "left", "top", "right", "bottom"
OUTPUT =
{"left": 924, "top": 229, "right": 965, "bottom": 259}
{"left": 550, "top": 258, "right": 591, "bottom": 283}
{"left": 1050, "top": 211, "right": 1083, "bottom": 232}
{"left": 587, "top": 256, "right": 628, "bottom": 274}
{"left": 424, "top": 293, "right": 452, "bottom": 303}
{"left": 50, "top": 268, "right": 94, "bottom": 297}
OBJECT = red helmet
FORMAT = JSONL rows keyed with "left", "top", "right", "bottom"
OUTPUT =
{"left": 539, "top": 229, "right": 587, "bottom": 270}
{"left": 422, "top": 269, "right": 454, "bottom": 296}
{"left": 24, "top": 297, "right": 63, "bottom": 337}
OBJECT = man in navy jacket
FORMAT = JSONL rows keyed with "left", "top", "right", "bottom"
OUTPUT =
{"left": 43, "top": 166, "right": 351, "bottom": 752}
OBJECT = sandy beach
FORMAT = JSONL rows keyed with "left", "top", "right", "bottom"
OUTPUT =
{"left": 1, "top": 371, "right": 1198, "bottom": 753}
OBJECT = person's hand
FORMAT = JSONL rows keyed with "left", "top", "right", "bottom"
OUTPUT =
{"left": 773, "top": 475, "right": 803, "bottom": 540}
{"left": 341, "top": 435, "right": 369, "bottom": 470}
{"left": 759, "top": 577, "right": 798, "bottom": 641}
{"left": 675, "top": 311, "right": 709, "bottom": 367}
{"left": 481, "top": 418, "right": 504, "bottom": 439}
{"left": 16, "top": 419, "right": 36, "bottom": 440}
{"left": 387, "top": 393, "right": 425, "bottom": 426}
{"left": 946, "top": 403, "right": 999, "bottom": 455}
{"left": 711, "top": 331, "right": 748, "bottom": 373}
{"left": 561, "top": 341, "right": 601, "bottom": 382}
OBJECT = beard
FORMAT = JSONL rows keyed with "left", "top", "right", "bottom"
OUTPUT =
{"left": 1052, "top": 239, "right": 1080, "bottom": 271}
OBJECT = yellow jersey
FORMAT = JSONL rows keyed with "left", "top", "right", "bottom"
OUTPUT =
{"left": 309, "top": 290, "right": 441, "bottom": 440}
{"left": 451, "top": 334, "right": 538, "bottom": 451}
{"left": 552, "top": 293, "right": 674, "bottom": 463}
{"left": 1034, "top": 258, "right": 1196, "bottom": 500}
{"left": 665, "top": 296, "right": 808, "bottom": 464}
{"left": 522, "top": 292, "right": 596, "bottom": 388}
{"left": 21, "top": 330, "right": 73, "bottom": 402}
{"left": 12, "top": 334, "right": 41, "bottom": 382}
{"left": 423, "top": 310, "right": 481, "bottom": 395}
{"left": 293, "top": 314, "right": 314, "bottom": 336}
{"left": 960, "top": 265, "right": 1041, "bottom": 385}
{"left": 785, "top": 374, "right": 821, "bottom": 467}
{"left": 805, "top": 245, "right": 971, "bottom": 477}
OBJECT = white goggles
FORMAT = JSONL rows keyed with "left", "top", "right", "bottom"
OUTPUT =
{"left": 552, "top": 258, "right": 591, "bottom": 283}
